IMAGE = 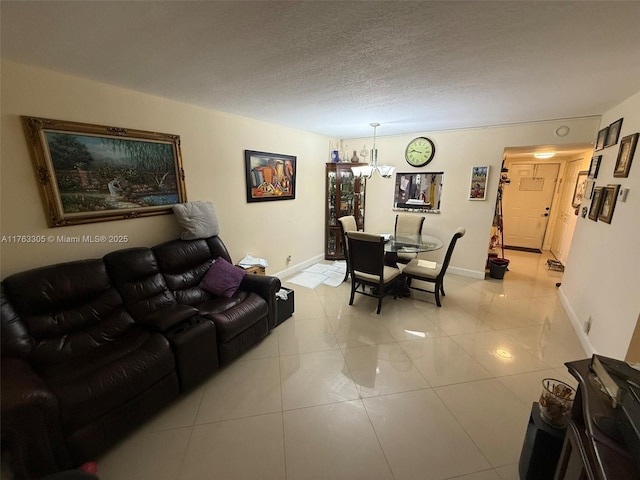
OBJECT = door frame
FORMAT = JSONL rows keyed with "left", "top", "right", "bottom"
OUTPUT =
{"left": 502, "top": 158, "right": 562, "bottom": 251}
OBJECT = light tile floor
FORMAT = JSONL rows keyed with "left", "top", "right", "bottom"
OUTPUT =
{"left": 3, "top": 250, "right": 587, "bottom": 480}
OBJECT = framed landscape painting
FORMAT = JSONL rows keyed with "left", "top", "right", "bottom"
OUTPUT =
{"left": 22, "top": 116, "right": 187, "bottom": 227}
{"left": 245, "top": 150, "right": 296, "bottom": 202}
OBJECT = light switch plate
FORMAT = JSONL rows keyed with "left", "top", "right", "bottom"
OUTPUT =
{"left": 619, "top": 188, "right": 629, "bottom": 202}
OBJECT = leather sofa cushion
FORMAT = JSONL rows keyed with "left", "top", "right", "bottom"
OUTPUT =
{"left": 104, "top": 248, "right": 177, "bottom": 320}
{"left": 201, "top": 292, "right": 268, "bottom": 343}
{"left": 153, "top": 238, "right": 213, "bottom": 305}
{"left": 39, "top": 327, "right": 175, "bottom": 433}
{"left": 2, "top": 259, "right": 136, "bottom": 366}
{"left": 1, "top": 284, "right": 33, "bottom": 357}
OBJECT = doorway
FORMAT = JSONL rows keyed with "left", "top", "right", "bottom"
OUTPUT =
{"left": 488, "top": 143, "right": 594, "bottom": 276}
{"left": 502, "top": 162, "right": 560, "bottom": 251}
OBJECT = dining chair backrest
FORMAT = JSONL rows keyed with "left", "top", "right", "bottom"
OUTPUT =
{"left": 346, "top": 231, "right": 385, "bottom": 279}
{"left": 439, "top": 227, "right": 466, "bottom": 279}
{"left": 395, "top": 214, "right": 425, "bottom": 236}
{"left": 338, "top": 215, "right": 357, "bottom": 237}
{"left": 401, "top": 226, "right": 466, "bottom": 307}
{"left": 338, "top": 215, "right": 359, "bottom": 281}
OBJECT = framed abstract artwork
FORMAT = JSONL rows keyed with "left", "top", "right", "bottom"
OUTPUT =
{"left": 244, "top": 150, "right": 296, "bottom": 202}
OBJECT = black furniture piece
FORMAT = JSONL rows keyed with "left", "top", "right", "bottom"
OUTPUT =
{"left": 345, "top": 231, "right": 401, "bottom": 314}
{"left": 552, "top": 357, "right": 640, "bottom": 480}
{"left": 384, "top": 214, "right": 425, "bottom": 266}
{"left": 401, "top": 227, "right": 465, "bottom": 307}
{"left": 338, "top": 215, "right": 358, "bottom": 282}
{"left": 275, "top": 288, "right": 295, "bottom": 326}
{"left": 519, "top": 402, "right": 566, "bottom": 479}
{"left": 1, "top": 235, "right": 281, "bottom": 480}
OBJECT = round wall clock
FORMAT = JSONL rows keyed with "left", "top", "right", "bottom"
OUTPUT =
{"left": 405, "top": 137, "right": 435, "bottom": 167}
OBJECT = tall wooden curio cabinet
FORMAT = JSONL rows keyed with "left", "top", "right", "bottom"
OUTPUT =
{"left": 325, "top": 163, "right": 367, "bottom": 259}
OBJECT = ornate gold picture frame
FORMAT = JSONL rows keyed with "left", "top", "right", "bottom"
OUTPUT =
{"left": 22, "top": 116, "right": 187, "bottom": 227}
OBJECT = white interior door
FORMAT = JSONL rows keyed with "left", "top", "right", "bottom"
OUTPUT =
{"left": 502, "top": 162, "right": 560, "bottom": 250}
{"left": 550, "top": 160, "right": 583, "bottom": 263}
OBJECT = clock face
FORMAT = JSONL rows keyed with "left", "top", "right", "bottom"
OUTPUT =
{"left": 405, "top": 137, "right": 435, "bottom": 167}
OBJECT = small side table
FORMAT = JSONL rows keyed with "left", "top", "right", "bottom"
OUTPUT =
{"left": 241, "top": 265, "right": 265, "bottom": 275}
{"left": 519, "top": 402, "right": 565, "bottom": 480}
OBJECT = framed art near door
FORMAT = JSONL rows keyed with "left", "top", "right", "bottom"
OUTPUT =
{"left": 588, "top": 155, "right": 601, "bottom": 178}
{"left": 588, "top": 187, "right": 604, "bottom": 221}
{"left": 598, "top": 184, "right": 620, "bottom": 224}
{"left": 572, "top": 171, "right": 589, "bottom": 208}
{"left": 468, "top": 166, "right": 489, "bottom": 200}
{"left": 613, "top": 133, "right": 638, "bottom": 178}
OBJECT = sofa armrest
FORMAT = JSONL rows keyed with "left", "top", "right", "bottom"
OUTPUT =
{"left": 136, "top": 304, "right": 200, "bottom": 332}
{"left": 239, "top": 274, "right": 282, "bottom": 329}
{"left": 1, "top": 357, "right": 71, "bottom": 478}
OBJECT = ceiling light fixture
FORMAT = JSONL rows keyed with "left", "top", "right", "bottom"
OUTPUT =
{"left": 352, "top": 123, "right": 396, "bottom": 179}
{"left": 534, "top": 152, "right": 555, "bottom": 159}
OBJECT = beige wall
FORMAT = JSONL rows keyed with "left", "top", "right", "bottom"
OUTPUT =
{"left": 0, "top": 61, "right": 331, "bottom": 277}
{"left": 6, "top": 60, "right": 635, "bottom": 361}
{"left": 560, "top": 90, "right": 640, "bottom": 359}
{"left": 1, "top": 61, "right": 603, "bottom": 282}
{"left": 345, "top": 119, "right": 600, "bottom": 277}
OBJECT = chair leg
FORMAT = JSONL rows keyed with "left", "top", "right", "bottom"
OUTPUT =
{"left": 376, "top": 296, "right": 382, "bottom": 314}
{"left": 349, "top": 281, "right": 356, "bottom": 306}
{"left": 434, "top": 280, "right": 442, "bottom": 307}
{"left": 440, "top": 282, "right": 446, "bottom": 297}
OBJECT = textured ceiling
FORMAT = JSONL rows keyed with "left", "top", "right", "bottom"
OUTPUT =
{"left": 2, "top": 1, "right": 640, "bottom": 139}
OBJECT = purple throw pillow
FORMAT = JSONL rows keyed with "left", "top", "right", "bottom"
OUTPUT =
{"left": 199, "top": 257, "right": 247, "bottom": 298}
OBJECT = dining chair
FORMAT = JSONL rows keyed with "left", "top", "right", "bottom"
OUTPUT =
{"left": 338, "top": 215, "right": 358, "bottom": 281}
{"left": 345, "top": 231, "right": 402, "bottom": 314}
{"left": 385, "top": 214, "right": 425, "bottom": 266}
{"left": 401, "top": 227, "right": 466, "bottom": 307}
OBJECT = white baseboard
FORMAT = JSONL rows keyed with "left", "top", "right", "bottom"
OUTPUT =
{"left": 271, "top": 253, "right": 325, "bottom": 280}
{"left": 448, "top": 266, "right": 486, "bottom": 279}
{"left": 558, "top": 286, "right": 596, "bottom": 357}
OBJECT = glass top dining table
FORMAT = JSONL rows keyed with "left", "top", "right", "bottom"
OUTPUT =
{"left": 383, "top": 233, "right": 444, "bottom": 253}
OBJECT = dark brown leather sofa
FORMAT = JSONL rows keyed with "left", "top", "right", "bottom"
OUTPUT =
{"left": 1, "top": 236, "right": 281, "bottom": 479}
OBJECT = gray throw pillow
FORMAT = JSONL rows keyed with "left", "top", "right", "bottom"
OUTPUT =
{"left": 172, "top": 201, "right": 220, "bottom": 240}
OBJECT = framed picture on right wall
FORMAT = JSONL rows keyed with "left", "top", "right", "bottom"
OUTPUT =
{"left": 613, "top": 132, "right": 638, "bottom": 178}
{"left": 598, "top": 184, "right": 621, "bottom": 224}
{"left": 588, "top": 186, "right": 604, "bottom": 221}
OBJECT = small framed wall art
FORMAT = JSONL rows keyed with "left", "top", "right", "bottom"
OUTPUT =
{"left": 598, "top": 184, "right": 621, "bottom": 224}
{"left": 595, "top": 127, "right": 608, "bottom": 151}
{"left": 572, "top": 171, "right": 589, "bottom": 208}
{"left": 584, "top": 179, "right": 595, "bottom": 200}
{"left": 605, "top": 118, "right": 623, "bottom": 147}
{"left": 468, "top": 166, "right": 489, "bottom": 201}
{"left": 588, "top": 186, "right": 604, "bottom": 221}
{"left": 613, "top": 132, "right": 638, "bottom": 178}
{"left": 588, "top": 155, "right": 601, "bottom": 178}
